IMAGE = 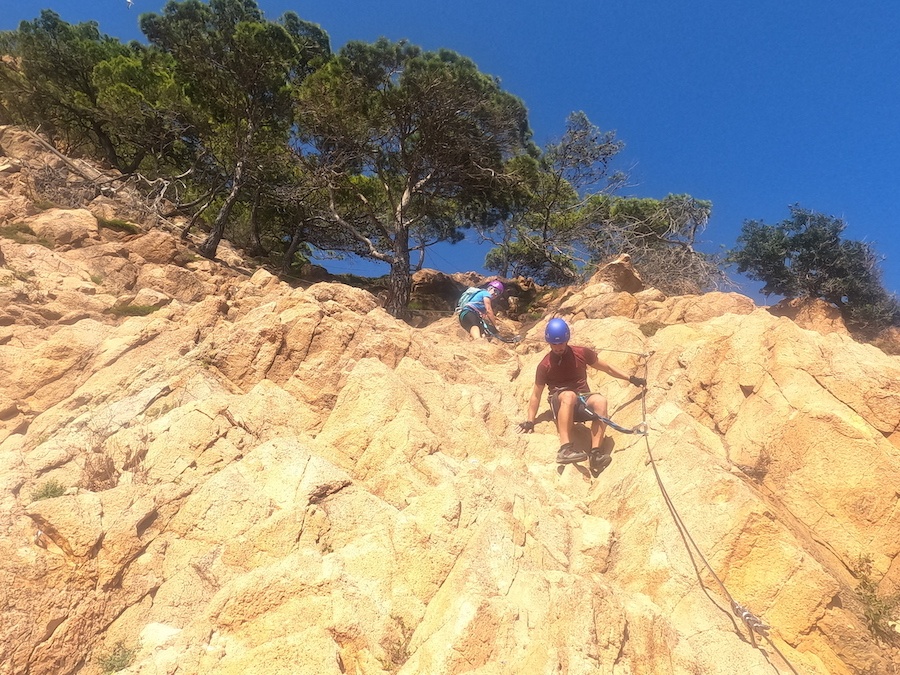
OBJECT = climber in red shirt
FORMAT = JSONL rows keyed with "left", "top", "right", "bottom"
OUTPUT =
{"left": 518, "top": 318, "right": 646, "bottom": 469}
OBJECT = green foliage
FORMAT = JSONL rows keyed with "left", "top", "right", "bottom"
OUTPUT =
{"left": 108, "top": 304, "right": 160, "bottom": 317}
{"left": 483, "top": 112, "right": 623, "bottom": 284}
{"left": 97, "top": 217, "right": 141, "bottom": 235}
{"left": 0, "top": 13, "right": 192, "bottom": 175}
{"left": 729, "top": 206, "right": 899, "bottom": 333}
{"left": 0, "top": 11, "right": 144, "bottom": 170}
{"left": 0, "top": 6, "right": 728, "bottom": 301}
{"left": 851, "top": 555, "right": 900, "bottom": 644}
{"left": 91, "top": 47, "right": 192, "bottom": 173}
{"left": 10, "top": 267, "right": 35, "bottom": 282}
{"left": 0, "top": 222, "right": 36, "bottom": 243}
{"left": 0, "top": 222, "right": 54, "bottom": 248}
{"left": 141, "top": 1, "right": 327, "bottom": 129}
{"left": 96, "top": 641, "right": 136, "bottom": 673}
{"left": 141, "top": 0, "right": 331, "bottom": 259}
{"left": 485, "top": 146, "right": 723, "bottom": 293}
{"left": 583, "top": 193, "right": 723, "bottom": 295}
{"left": 485, "top": 240, "right": 577, "bottom": 285}
{"left": 482, "top": 115, "right": 721, "bottom": 293}
{"left": 1, "top": 8, "right": 526, "bottom": 300}
{"left": 31, "top": 479, "right": 66, "bottom": 501}
{"left": 296, "top": 37, "right": 530, "bottom": 315}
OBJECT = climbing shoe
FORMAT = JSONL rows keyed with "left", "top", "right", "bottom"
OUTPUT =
{"left": 589, "top": 448, "right": 612, "bottom": 476}
{"left": 556, "top": 443, "right": 588, "bottom": 464}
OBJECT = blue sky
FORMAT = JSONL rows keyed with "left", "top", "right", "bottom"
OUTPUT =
{"left": 5, "top": 1, "right": 900, "bottom": 299}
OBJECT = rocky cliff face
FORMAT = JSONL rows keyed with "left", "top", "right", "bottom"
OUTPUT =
{"left": 1, "top": 126, "right": 899, "bottom": 675}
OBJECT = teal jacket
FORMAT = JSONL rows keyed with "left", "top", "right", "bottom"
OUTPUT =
{"left": 459, "top": 289, "right": 491, "bottom": 317}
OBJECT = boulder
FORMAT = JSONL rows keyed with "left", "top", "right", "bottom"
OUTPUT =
{"left": 769, "top": 296, "right": 850, "bottom": 336}
{"left": 28, "top": 208, "right": 100, "bottom": 248}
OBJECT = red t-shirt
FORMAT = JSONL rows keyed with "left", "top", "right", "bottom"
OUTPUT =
{"left": 535, "top": 345, "right": 598, "bottom": 393}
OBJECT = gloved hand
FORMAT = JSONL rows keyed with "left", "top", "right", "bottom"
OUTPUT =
{"left": 517, "top": 420, "right": 535, "bottom": 433}
{"left": 629, "top": 375, "right": 647, "bottom": 387}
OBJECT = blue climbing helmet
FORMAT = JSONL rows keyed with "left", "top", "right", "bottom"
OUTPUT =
{"left": 544, "top": 318, "right": 570, "bottom": 344}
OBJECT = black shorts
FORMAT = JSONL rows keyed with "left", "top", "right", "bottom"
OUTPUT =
{"left": 459, "top": 309, "right": 482, "bottom": 332}
{"left": 549, "top": 389, "right": 598, "bottom": 423}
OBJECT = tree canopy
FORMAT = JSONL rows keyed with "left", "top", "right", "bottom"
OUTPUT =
{"left": 482, "top": 113, "right": 721, "bottom": 293}
{"left": 295, "top": 37, "right": 530, "bottom": 315}
{"left": 140, "top": 0, "right": 331, "bottom": 258}
{"left": 15, "top": 4, "right": 891, "bottom": 323}
{"left": 0, "top": 10, "right": 150, "bottom": 172}
{"left": 581, "top": 193, "right": 725, "bottom": 295}
{"left": 481, "top": 112, "right": 624, "bottom": 284}
{"left": 729, "top": 205, "right": 899, "bottom": 332}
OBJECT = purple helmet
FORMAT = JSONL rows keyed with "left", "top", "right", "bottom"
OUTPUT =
{"left": 487, "top": 280, "right": 505, "bottom": 294}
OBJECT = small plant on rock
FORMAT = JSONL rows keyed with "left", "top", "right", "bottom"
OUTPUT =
{"left": 639, "top": 320, "right": 666, "bottom": 337}
{"left": 97, "top": 217, "right": 141, "bottom": 235}
{"left": 31, "top": 479, "right": 66, "bottom": 501}
{"left": 96, "top": 641, "right": 136, "bottom": 673}
{"left": 32, "top": 199, "right": 58, "bottom": 211}
{"left": 0, "top": 223, "right": 54, "bottom": 248}
{"left": 108, "top": 304, "right": 160, "bottom": 317}
{"left": 851, "top": 555, "right": 900, "bottom": 644}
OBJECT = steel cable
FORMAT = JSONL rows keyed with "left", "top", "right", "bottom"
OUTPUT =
{"left": 631, "top": 351, "right": 799, "bottom": 674}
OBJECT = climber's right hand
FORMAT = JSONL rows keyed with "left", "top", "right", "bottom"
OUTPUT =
{"left": 517, "top": 420, "right": 535, "bottom": 434}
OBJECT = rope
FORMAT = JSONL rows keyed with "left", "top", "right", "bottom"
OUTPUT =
{"left": 480, "top": 319, "right": 522, "bottom": 343}
{"left": 577, "top": 403, "right": 647, "bottom": 435}
{"left": 633, "top": 353, "right": 800, "bottom": 674}
{"left": 594, "top": 415, "right": 647, "bottom": 436}
{"left": 595, "top": 346, "right": 651, "bottom": 357}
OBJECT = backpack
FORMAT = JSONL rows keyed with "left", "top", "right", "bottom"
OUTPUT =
{"left": 455, "top": 286, "right": 482, "bottom": 314}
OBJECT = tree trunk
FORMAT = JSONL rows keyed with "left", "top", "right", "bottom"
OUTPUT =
{"left": 413, "top": 253, "right": 424, "bottom": 272}
{"left": 121, "top": 149, "right": 146, "bottom": 175}
{"left": 386, "top": 229, "right": 411, "bottom": 318}
{"left": 498, "top": 253, "right": 510, "bottom": 278}
{"left": 182, "top": 194, "right": 216, "bottom": 240}
{"left": 92, "top": 122, "right": 121, "bottom": 171}
{"left": 199, "top": 123, "right": 254, "bottom": 259}
{"left": 282, "top": 227, "right": 304, "bottom": 276}
{"left": 198, "top": 158, "right": 245, "bottom": 259}
{"left": 247, "top": 189, "right": 265, "bottom": 257}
